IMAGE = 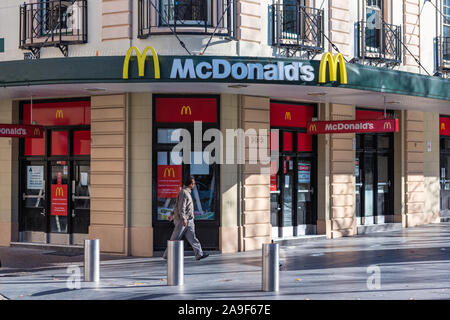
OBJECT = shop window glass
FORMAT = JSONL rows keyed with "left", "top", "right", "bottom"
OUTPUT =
{"left": 190, "top": 151, "right": 216, "bottom": 220}
{"left": 74, "top": 130, "right": 90, "bottom": 155}
{"left": 157, "top": 128, "right": 182, "bottom": 144}
{"left": 157, "top": 151, "right": 183, "bottom": 221}
{"left": 298, "top": 133, "right": 312, "bottom": 152}
{"left": 378, "top": 135, "right": 390, "bottom": 149}
{"left": 51, "top": 131, "right": 69, "bottom": 156}
{"left": 283, "top": 132, "right": 293, "bottom": 151}
{"left": 363, "top": 135, "right": 375, "bottom": 149}
{"left": 25, "top": 131, "right": 46, "bottom": 156}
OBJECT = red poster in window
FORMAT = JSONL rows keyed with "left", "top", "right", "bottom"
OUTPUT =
{"left": 440, "top": 117, "right": 450, "bottom": 136}
{"left": 51, "top": 184, "right": 68, "bottom": 216}
{"left": 155, "top": 97, "right": 217, "bottom": 123}
{"left": 157, "top": 165, "right": 182, "bottom": 198}
{"left": 270, "top": 174, "right": 277, "bottom": 192}
{"left": 23, "top": 101, "right": 91, "bottom": 126}
{"left": 270, "top": 103, "right": 314, "bottom": 128}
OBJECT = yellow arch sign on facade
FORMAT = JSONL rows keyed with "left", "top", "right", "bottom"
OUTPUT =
{"left": 123, "top": 46, "right": 161, "bottom": 80}
{"left": 318, "top": 52, "right": 348, "bottom": 84}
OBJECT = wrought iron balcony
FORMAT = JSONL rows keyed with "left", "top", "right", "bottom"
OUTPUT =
{"left": 138, "top": 0, "right": 235, "bottom": 38}
{"left": 19, "top": 0, "right": 88, "bottom": 58}
{"left": 435, "top": 36, "right": 450, "bottom": 72}
{"left": 271, "top": 2, "right": 324, "bottom": 56}
{"left": 355, "top": 21, "right": 402, "bottom": 67}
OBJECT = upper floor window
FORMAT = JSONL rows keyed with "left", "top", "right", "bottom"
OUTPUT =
{"left": 138, "top": 0, "right": 235, "bottom": 39}
{"left": 444, "top": 0, "right": 450, "bottom": 37}
{"left": 355, "top": 0, "right": 401, "bottom": 66}
{"left": 160, "top": 0, "right": 211, "bottom": 26}
{"left": 19, "top": 0, "right": 87, "bottom": 57}
{"left": 272, "top": 0, "right": 324, "bottom": 56}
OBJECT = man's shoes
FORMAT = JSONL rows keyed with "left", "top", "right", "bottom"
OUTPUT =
{"left": 196, "top": 253, "right": 209, "bottom": 261}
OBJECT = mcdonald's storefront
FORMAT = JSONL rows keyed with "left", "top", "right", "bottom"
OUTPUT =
{"left": 0, "top": 51, "right": 449, "bottom": 256}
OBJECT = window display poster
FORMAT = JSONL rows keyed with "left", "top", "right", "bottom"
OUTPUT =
{"left": 190, "top": 152, "right": 209, "bottom": 175}
{"left": 298, "top": 162, "right": 311, "bottom": 183}
{"left": 27, "top": 166, "right": 44, "bottom": 190}
{"left": 51, "top": 184, "right": 68, "bottom": 216}
{"left": 157, "top": 165, "right": 182, "bottom": 198}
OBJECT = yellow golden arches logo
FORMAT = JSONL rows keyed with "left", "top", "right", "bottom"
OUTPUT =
{"left": 441, "top": 122, "right": 446, "bottom": 131}
{"left": 34, "top": 128, "right": 41, "bottom": 136}
{"left": 384, "top": 122, "right": 392, "bottom": 130}
{"left": 56, "top": 109, "right": 64, "bottom": 119}
{"left": 163, "top": 167, "right": 175, "bottom": 178}
{"left": 123, "top": 46, "right": 160, "bottom": 80}
{"left": 55, "top": 186, "right": 64, "bottom": 197}
{"left": 318, "top": 52, "right": 348, "bottom": 84}
{"left": 180, "top": 105, "right": 192, "bottom": 116}
{"left": 284, "top": 112, "right": 291, "bottom": 121}
{"left": 309, "top": 123, "right": 317, "bottom": 133}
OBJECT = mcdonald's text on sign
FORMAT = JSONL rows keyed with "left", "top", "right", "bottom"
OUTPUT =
{"left": 0, "top": 124, "right": 44, "bottom": 138}
{"left": 51, "top": 184, "right": 68, "bottom": 216}
{"left": 307, "top": 119, "right": 399, "bottom": 134}
{"left": 157, "top": 165, "right": 182, "bottom": 198}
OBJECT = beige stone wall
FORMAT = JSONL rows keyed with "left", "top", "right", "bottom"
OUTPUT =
{"left": 328, "top": 103, "right": 356, "bottom": 238}
{"left": 127, "top": 93, "right": 153, "bottom": 257}
{"left": 329, "top": 0, "right": 351, "bottom": 58}
{"left": 237, "top": 0, "right": 261, "bottom": 43}
{"left": 403, "top": 0, "right": 421, "bottom": 73}
{"left": 102, "top": 0, "right": 132, "bottom": 41}
{"left": 240, "top": 96, "right": 271, "bottom": 251}
{"left": 394, "top": 110, "right": 406, "bottom": 224}
{"left": 90, "top": 94, "right": 127, "bottom": 254}
{"left": 0, "top": 100, "right": 12, "bottom": 246}
{"left": 317, "top": 103, "right": 330, "bottom": 235}
{"left": 422, "top": 112, "right": 440, "bottom": 223}
{"left": 404, "top": 111, "right": 426, "bottom": 226}
{"left": 220, "top": 94, "right": 240, "bottom": 253}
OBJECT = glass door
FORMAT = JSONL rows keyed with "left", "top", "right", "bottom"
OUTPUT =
{"left": 49, "top": 161, "right": 69, "bottom": 234}
{"left": 377, "top": 154, "right": 391, "bottom": 222}
{"left": 296, "top": 158, "right": 314, "bottom": 233}
{"left": 21, "top": 161, "right": 47, "bottom": 234}
{"left": 71, "top": 161, "right": 90, "bottom": 234}
{"left": 363, "top": 153, "right": 375, "bottom": 224}
{"left": 355, "top": 155, "right": 362, "bottom": 223}
{"left": 281, "top": 156, "right": 294, "bottom": 237}
{"left": 440, "top": 154, "right": 450, "bottom": 219}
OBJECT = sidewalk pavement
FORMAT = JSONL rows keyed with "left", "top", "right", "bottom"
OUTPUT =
{"left": 1, "top": 223, "right": 450, "bottom": 300}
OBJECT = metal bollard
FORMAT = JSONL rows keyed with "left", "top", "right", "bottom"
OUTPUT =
{"left": 84, "top": 239, "right": 100, "bottom": 282}
{"left": 262, "top": 243, "right": 279, "bottom": 292}
{"left": 167, "top": 240, "right": 184, "bottom": 286}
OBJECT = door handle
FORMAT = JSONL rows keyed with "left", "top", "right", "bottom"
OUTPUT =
{"left": 72, "top": 209, "right": 76, "bottom": 218}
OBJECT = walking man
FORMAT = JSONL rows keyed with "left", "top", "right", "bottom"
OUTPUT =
{"left": 163, "top": 176, "right": 209, "bottom": 261}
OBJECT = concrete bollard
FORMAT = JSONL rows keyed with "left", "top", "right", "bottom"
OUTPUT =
{"left": 84, "top": 239, "right": 100, "bottom": 282}
{"left": 167, "top": 240, "right": 184, "bottom": 286}
{"left": 262, "top": 243, "right": 279, "bottom": 292}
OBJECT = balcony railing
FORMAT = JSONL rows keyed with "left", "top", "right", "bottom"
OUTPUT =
{"left": 138, "top": 0, "right": 235, "bottom": 38}
{"left": 435, "top": 36, "right": 450, "bottom": 72}
{"left": 355, "top": 21, "right": 401, "bottom": 66}
{"left": 272, "top": 3, "right": 324, "bottom": 55}
{"left": 19, "top": 0, "right": 88, "bottom": 57}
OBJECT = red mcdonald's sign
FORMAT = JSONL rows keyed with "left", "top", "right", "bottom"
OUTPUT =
{"left": 157, "top": 165, "right": 182, "bottom": 198}
{"left": 306, "top": 119, "right": 399, "bottom": 134}
{"left": 0, "top": 124, "right": 44, "bottom": 138}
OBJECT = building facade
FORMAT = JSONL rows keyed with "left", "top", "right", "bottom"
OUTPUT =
{"left": 0, "top": 0, "right": 449, "bottom": 256}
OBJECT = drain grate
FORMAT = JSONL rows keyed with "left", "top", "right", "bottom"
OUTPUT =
{"left": 44, "top": 251, "right": 83, "bottom": 257}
